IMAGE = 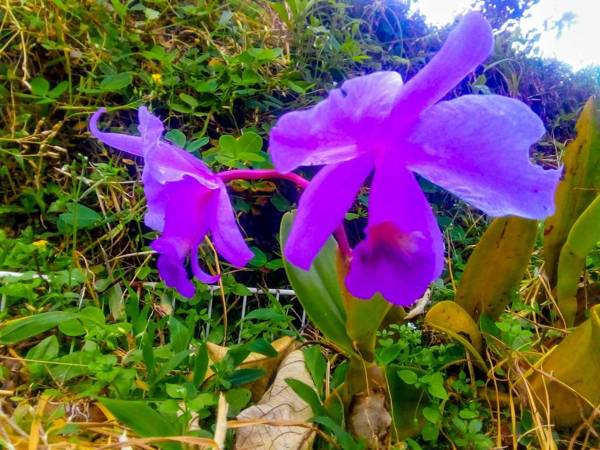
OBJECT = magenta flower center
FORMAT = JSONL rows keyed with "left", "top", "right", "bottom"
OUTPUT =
{"left": 360, "top": 221, "right": 426, "bottom": 264}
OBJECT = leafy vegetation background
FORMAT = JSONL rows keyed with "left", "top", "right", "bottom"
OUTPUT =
{"left": 1, "top": 0, "right": 599, "bottom": 448}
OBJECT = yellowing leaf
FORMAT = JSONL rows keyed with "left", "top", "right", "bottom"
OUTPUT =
{"left": 557, "top": 195, "right": 600, "bottom": 325}
{"left": 425, "top": 301, "right": 485, "bottom": 368}
{"left": 544, "top": 97, "right": 600, "bottom": 285}
{"left": 338, "top": 252, "right": 391, "bottom": 362}
{"left": 527, "top": 304, "right": 600, "bottom": 426}
{"left": 455, "top": 217, "right": 537, "bottom": 320}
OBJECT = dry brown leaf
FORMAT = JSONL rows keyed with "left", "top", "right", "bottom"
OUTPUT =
{"left": 234, "top": 350, "right": 316, "bottom": 450}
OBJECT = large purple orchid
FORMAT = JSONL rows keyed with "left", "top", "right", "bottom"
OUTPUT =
{"left": 90, "top": 107, "right": 253, "bottom": 298}
{"left": 269, "top": 12, "right": 561, "bottom": 307}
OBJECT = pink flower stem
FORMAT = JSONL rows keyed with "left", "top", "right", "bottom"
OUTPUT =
{"left": 218, "top": 169, "right": 352, "bottom": 262}
{"left": 218, "top": 169, "right": 310, "bottom": 189}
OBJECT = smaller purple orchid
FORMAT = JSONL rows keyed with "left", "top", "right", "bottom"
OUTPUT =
{"left": 269, "top": 12, "right": 562, "bottom": 307}
{"left": 90, "top": 107, "right": 253, "bottom": 297}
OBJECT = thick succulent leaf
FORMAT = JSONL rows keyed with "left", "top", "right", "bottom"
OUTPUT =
{"left": 424, "top": 301, "right": 486, "bottom": 369}
{"left": 386, "top": 364, "right": 427, "bottom": 440}
{"left": 544, "top": 97, "right": 600, "bottom": 285}
{"left": 527, "top": 304, "right": 600, "bottom": 426}
{"left": 455, "top": 217, "right": 538, "bottom": 320}
{"left": 344, "top": 294, "right": 391, "bottom": 362}
{"left": 557, "top": 195, "right": 600, "bottom": 326}
{"left": 336, "top": 252, "right": 392, "bottom": 361}
{"left": 280, "top": 212, "right": 353, "bottom": 355}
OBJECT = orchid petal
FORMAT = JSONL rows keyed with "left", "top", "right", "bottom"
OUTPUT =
{"left": 210, "top": 181, "right": 254, "bottom": 268}
{"left": 149, "top": 176, "right": 215, "bottom": 297}
{"left": 285, "top": 155, "right": 373, "bottom": 270}
{"left": 346, "top": 155, "right": 444, "bottom": 307}
{"left": 152, "top": 240, "right": 196, "bottom": 298}
{"left": 269, "top": 72, "right": 403, "bottom": 173}
{"left": 143, "top": 141, "right": 219, "bottom": 189}
{"left": 138, "top": 106, "right": 164, "bottom": 145}
{"left": 141, "top": 143, "right": 218, "bottom": 233}
{"left": 89, "top": 108, "right": 144, "bottom": 157}
{"left": 143, "top": 175, "right": 168, "bottom": 231}
{"left": 191, "top": 246, "right": 220, "bottom": 284}
{"left": 407, "top": 94, "right": 561, "bottom": 219}
{"left": 391, "top": 12, "right": 493, "bottom": 120}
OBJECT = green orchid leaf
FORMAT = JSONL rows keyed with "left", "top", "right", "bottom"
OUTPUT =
{"left": 280, "top": 212, "right": 353, "bottom": 354}
{"left": 557, "top": 195, "right": 600, "bottom": 325}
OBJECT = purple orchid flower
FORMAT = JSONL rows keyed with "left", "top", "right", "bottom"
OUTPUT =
{"left": 269, "top": 12, "right": 561, "bottom": 307}
{"left": 90, "top": 107, "right": 253, "bottom": 298}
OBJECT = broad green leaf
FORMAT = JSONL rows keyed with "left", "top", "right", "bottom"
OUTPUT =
{"left": 30, "top": 77, "right": 50, "bottom": 96}
{"left": 243, "top": 338, "right": 277, "bottom": 358}
{"left": 544, "top": 97, "right": 600, "bottom": 285}
{"left": 169, "top": 317, "right": 191, "bottom": 353}
{"left": 397, "top": 369, "right": 418, "bottom": 385}
{"left": 179, "top": 92, "right": 198, "bottom": 108}
{"left": 164, "top": 129, "right": 186, "bottom": 148}
{"left": 225, "top": 388, "right": 252, "bottom": 414}
{"left": 57, "top": 203, "right": 103, "bottom": 232}
{"left": 26, "top": 335, "right": 59, "bottom": 378}
{"left": 303, "top": 345, "right": 327, "bottom": 396}
{"left": 229, "top": 368, "right": 266, "bottom": 386}
{"left": 192, "top": 343, "right": 209, "bottom": 386}
{"left": 98, "top": 398, "right": 181, "bottom": 449}
{"left": 189, "top": 79, "right": 218, "bottom": 93}
{"left": 49, "top": 346, "right": 97, "bottom": 381}
{"left": 48, "top": 80, "right": 69, "bottom": 99}
{"left": 99, "top": 72, "right": 133, "bottom": 91}
{"left": 455, "top": 217, "right": 537, "bottom": 319}
{"left": 280, "top": 212, "right": 353, "bottom": 354}
{"left": 312, "top": 416, "right": 362, "bottom": 450}
{"left": 0, "top": 311, "right": 78, "bottom": 344}
{"left": 141, "top": 46, "right": 176, "bottom": 64}
{"left": 243, "top": 47, "right": 282, "bottom": 62}
{"left": 557, "top": 195, "right": 600, "bottom": 325}
{"left": 108, "top": 283, "right": 125, "bottom": 320}
{"left": 186, "top": 137, "right": 209, "bottom": 152}
{"left": 58, "top": 319, "right": 85, "bottom": 336}
{"left": 422, "top": 372, "right": 448, "bottom": 400}
{"left": 165, "top": 383, "right": 187, "bottom": 399}
{"left": 248, "top": 246, "right": 267, "bottom": 267}
{"left": 285, "top": 378, "right": 325, "bottom": 416}
{"left": 217, "top": 132, "right": 264, "bottom": 166}
{"left": 110, "top": 0, "right": 129, "bottom": 18}
{"left": 243, "top": 308, "right": 287, "bottom": 322}
{"left": 527, "top": 304, "right": 600, "bottom": 426}
{"left": 155, "top": 349, "right": 190, "bottom": 383}
{"left": 422, "top": 406, "right": 441, "bottom": 424}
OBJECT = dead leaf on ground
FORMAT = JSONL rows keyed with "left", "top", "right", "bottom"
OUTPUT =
{"left": 234, "top": 350, "right": 316, "bottom": 450}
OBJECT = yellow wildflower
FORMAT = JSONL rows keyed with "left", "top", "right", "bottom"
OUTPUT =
{"left": 151, "top": 73, "right": 163, "bottom": 84}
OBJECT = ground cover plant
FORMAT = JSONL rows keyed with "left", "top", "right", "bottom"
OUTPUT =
{"left": 1, "top": 0, "right": 600, "bottom": 449}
